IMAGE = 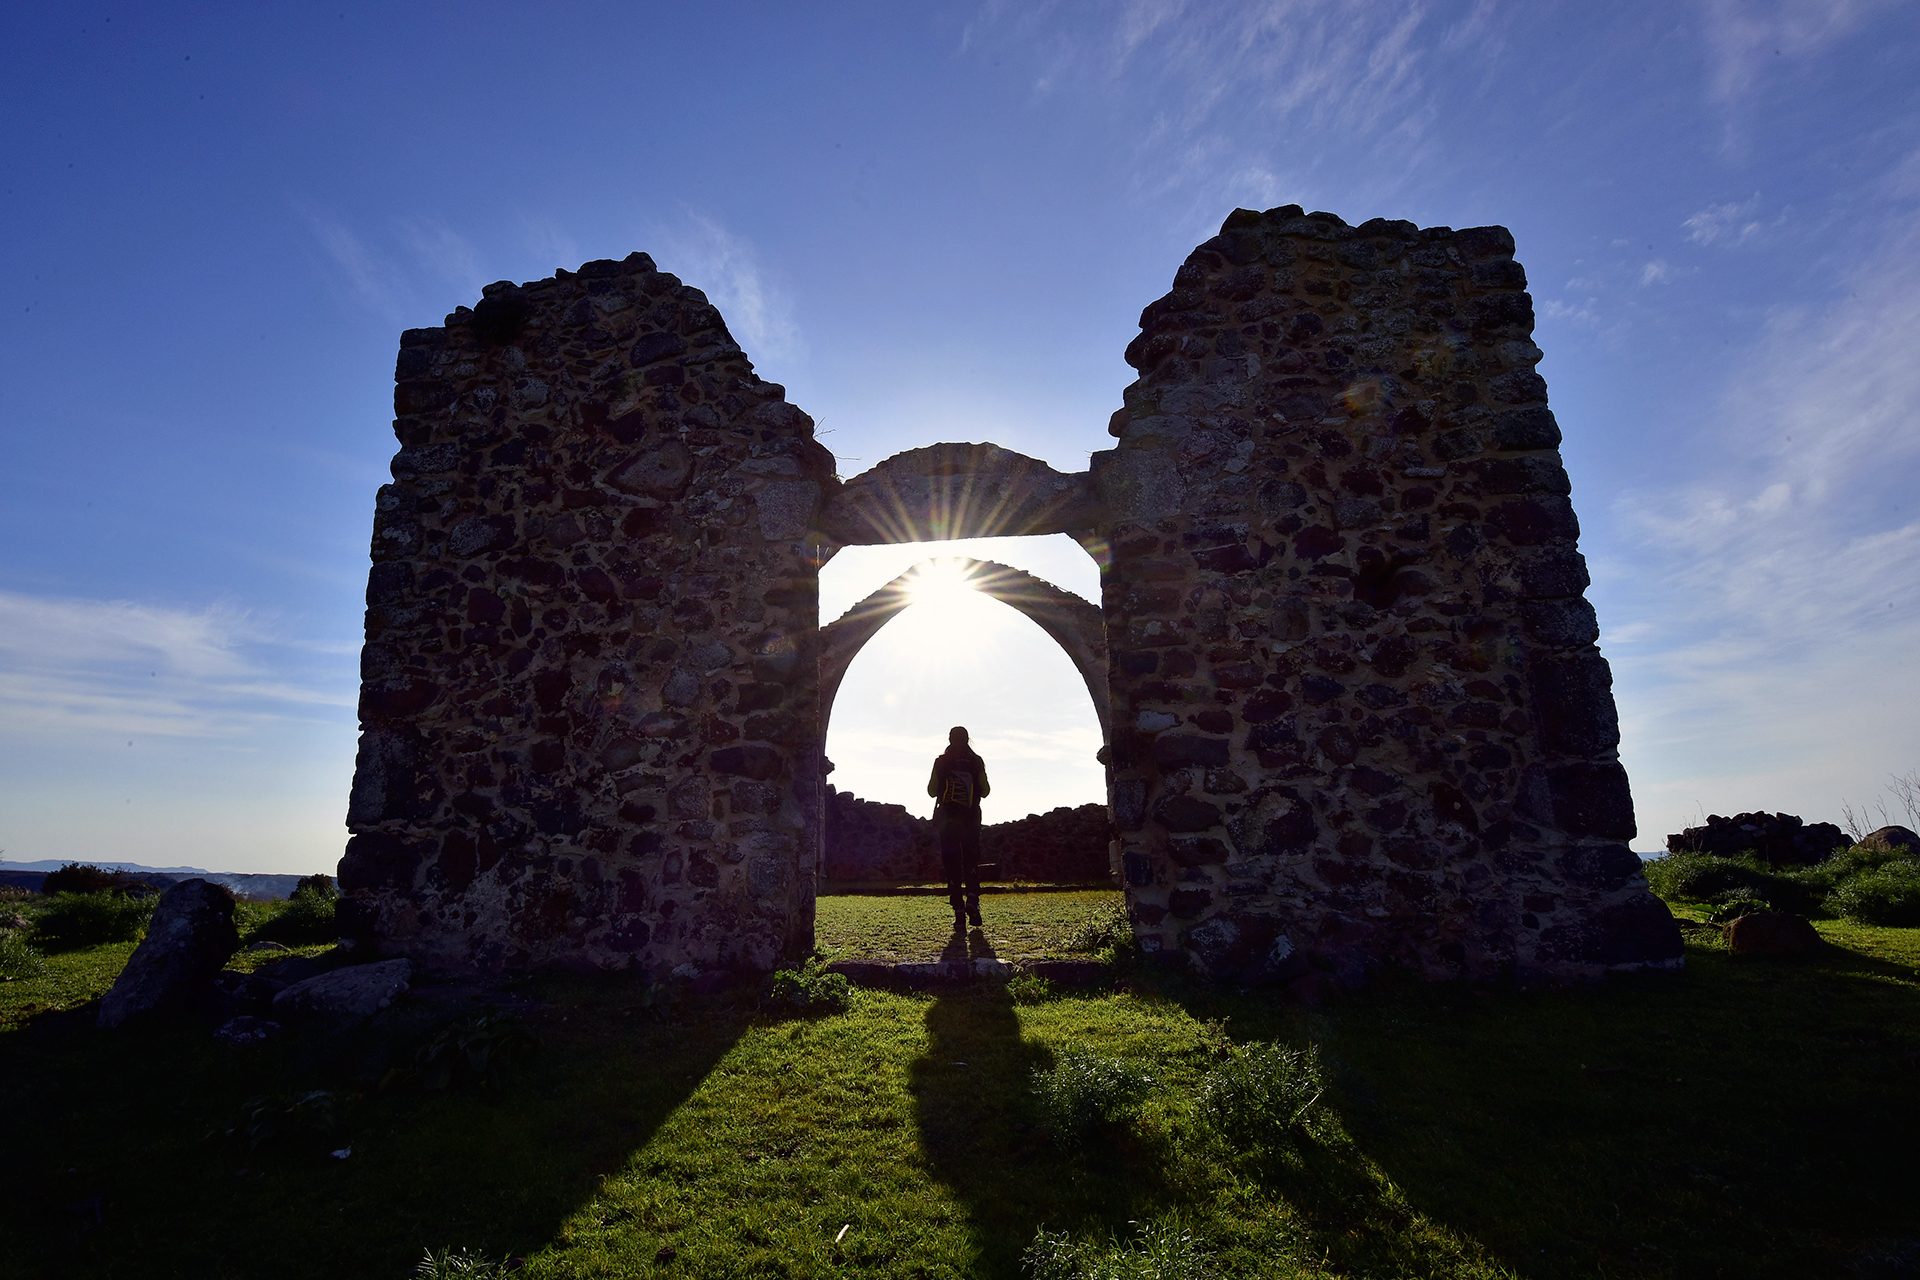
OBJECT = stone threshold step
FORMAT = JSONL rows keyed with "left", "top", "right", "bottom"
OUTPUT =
{"left": 823, "top": 958, "right": 1108, "bottom": 988}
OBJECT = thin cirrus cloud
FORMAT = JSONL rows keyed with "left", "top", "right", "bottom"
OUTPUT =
{"left": 0, "top": 589, "right": 352, "bottom": 741}
{"left": 294, "top": 198, "right": 487, "bottom": 323}
{"left": 1605, "top": 213, "right": 1920, "bottom": 840}
{"left": 1683, "top": 194, "right": 1766, "bottom": 246}
{"left": 1698, "top": 0, "right": 1900, "bottom": 103}
{"left": 649, "top": 213, "right": 805, "bottom": 371}
{"left": 968, "top": 0, "right": 1467, "bottom": 221}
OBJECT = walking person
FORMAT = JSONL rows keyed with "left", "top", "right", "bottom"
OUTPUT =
{"left": 928, "top": 726, "right": 989, "bottom": 931}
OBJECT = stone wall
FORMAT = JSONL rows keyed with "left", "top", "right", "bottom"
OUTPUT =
{"left": 339, "top": 253, "right": 833, "bottom": 973}
{"left": 1094, "top": 205, "right": 1678, "bottom": 983}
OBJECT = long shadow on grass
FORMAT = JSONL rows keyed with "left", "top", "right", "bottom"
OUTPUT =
{"left": 0, "top": 976, "right": 748, "bottom": 1280}
{"left": 908, "top": 987, "right": 1180, "bottom": 1279}
{"left": 1163, "top": 943, "right": 1920, "bottom": 1280}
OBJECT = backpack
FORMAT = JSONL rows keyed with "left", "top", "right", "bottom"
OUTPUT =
{"left": 940, "top": 769, "right": 975, "bottom": 807}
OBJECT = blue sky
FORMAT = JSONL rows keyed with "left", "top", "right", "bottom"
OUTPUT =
{"left": 2, "top": 1, "right": 1917, "bottom": 873}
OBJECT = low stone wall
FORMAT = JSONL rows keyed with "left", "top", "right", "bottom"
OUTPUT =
{"left": 822, "top": 790, "right": 1111, "bottom": 883}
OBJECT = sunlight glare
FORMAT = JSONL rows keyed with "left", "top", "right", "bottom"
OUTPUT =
{"left": 903, "top": 557, "right": 981, "bottom": 617}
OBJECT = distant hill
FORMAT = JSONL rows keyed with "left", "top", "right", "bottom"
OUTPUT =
{"left": 0, "top": 860, "right": 316, "bottom": 901}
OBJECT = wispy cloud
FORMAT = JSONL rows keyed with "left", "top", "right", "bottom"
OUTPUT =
{"left": 1698, "top": 0, "right": 1897, "bottom": 103}
{"left": 1607, "top": 214, "right": 1920, "bottom": 840}
{"left": 295, "top": 199, "right": 492, "bottom": 321}
{"left": 397, "top": 217, "right": 485, "bottom": 300}
{"left": 1683, "top": 194, "right": 1766, "bottom": 245}
{"left": 0, "top": 590, "right": 353, "bottom": 741}
{"left": 965, "top": 0, "right": 1495, "bottom": 227}
{"left": 653, "top": 213, "right": 804, "bottom": 367}
{"left": 294, "top": 198, "right": 407, "bottom": 320}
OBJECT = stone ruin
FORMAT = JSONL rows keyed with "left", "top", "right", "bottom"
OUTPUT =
{"left": 340, "top": 204, "right": 1684, "bottom": 985}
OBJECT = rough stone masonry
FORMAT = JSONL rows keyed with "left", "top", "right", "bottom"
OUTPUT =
{"left": 340, "top": 205, "right": 1683, "bottom": 984}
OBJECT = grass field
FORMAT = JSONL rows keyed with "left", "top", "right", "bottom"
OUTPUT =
{"left": 1, "top": 894, "right": 1917, "bottom": 1279}
{"left": 813, "top": 889, "right": 1121, "bottom": 964}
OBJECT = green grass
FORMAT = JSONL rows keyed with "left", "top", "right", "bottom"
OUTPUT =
{"left": 1643, "top": 843, "right": 1920, "bottom": 923}
{"left": 813, "top": 889, "right": 1123, "bottom": 963}
{"left": 1, "top": 895, "right": 1917, "bottom": 1278}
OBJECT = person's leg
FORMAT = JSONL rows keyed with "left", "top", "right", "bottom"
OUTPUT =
{"left": 962, "top": 817, "right": 983, "bottom": 927}
{"left": 938, "top": 818, "right": 965, "bottom": 929}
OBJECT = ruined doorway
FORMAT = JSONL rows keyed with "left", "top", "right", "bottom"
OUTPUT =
{"left": 818, "top": 544, "right": 1110, "bottom": 888}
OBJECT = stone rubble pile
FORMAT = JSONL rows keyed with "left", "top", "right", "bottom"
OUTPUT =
{"left": 1664, "top": 812, "right": 1850, "bottom": 866}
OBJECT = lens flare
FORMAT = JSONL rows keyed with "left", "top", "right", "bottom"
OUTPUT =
{"left": 904, "top": 557, "right": 979, "bottom": 612}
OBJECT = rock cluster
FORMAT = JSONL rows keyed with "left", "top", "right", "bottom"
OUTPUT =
{"left": 1093, "top": 206, "right": 1679, "bottom": 982}
{"left": 1665, "top": 813, "right": 1850, "bottom": 866}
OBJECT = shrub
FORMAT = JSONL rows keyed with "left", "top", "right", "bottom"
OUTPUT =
{"left": 32, "top": 891, "right": 155, "bottom": 950}
{"left": 1644, "top": 852, "right": 1825, "bottom": 914}
{"left": 1063, "top": 902, "right": 1131, "bottom": 955}
{"left": 411, "top": 1014, "right": 539, "bottom": 1091}
{"left": 247, "top": 881, "right": 338, "bottom": 946}
{"left": 1024, "top": 1219, "right": 1216, "bottom": 1280}
{"left": 1708, "top": 896, "right": 1773, "bottom": 924}
{"left": 1196, "top": 1040, "right": 1326, "bottom": 1149}
{"left": 0, "top": 930, "right": 47, "bottom": 979}
{"left": 41, "top": 863, "right": 131, "bottom": 896}
{"left": 767, "top": 959, "right": 851, "bottom": 1015}
{"left": 1030, "top": 1049, "right": 1157, "bottom": 1147}
{"left": 293, "top": 873, "right": 336, "bottom": 898}
{"left": 1007, "top": 972, "right": 1055, "bottom": 1004}
{"left": 1829, "top": 862, "right": 1920, "bottom": 926}
{"left": 1643, "top": 851, "right": 1769, "bottom": 902}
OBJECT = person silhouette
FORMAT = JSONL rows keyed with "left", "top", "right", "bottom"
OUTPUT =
{"left": 927, "top": 726, "right": 990, "bottom": 930}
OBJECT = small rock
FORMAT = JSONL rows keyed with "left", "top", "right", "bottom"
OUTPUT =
{"left": 1860, "top": 825, "right": 1920, "bottom": 854}
{"left": 97, "top": 879, "right": 240, "bottom": 1030}
{"left": 247, "top": 940, "right": 290, "bottom": 953}
{"left": 213, "top": 1016, "right": 282, "bottom": 1045}
{"left": 205, "top": 969, "right": 286, "bottom": 1021}
{"left": 272, "top": 958, "right": 412, "bottom": 1022}
{"left": 1723, "top": 912, "right": 1823, "bottom": 958}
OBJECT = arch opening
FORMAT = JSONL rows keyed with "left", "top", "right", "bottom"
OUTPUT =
{"left": 819, "top": 556, "right": 1111, "bottom": 888}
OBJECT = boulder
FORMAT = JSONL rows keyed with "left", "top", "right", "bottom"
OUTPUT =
{"left": 272, "top": 958, "right": 412, "bottom": 1022}
{"left": 96, "top": 879, "right": 240, "bottom": 1029}
{"left": 1723, "top": 912, "right": 1822, "bottom": 958}
{"left": 1860, "top": 825, "right": 1920, "bottom": 854}
{"left": 1665, "top": 812, "right": 1849, "bottom": 866}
